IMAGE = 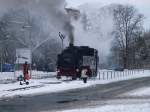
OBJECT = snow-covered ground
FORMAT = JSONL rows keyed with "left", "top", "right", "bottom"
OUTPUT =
{"left": 56, "top": 103, "right": 150, "bottom": 112}
{"left": 0, "top": 70, "right": 149, "bottom": 99}
{"left": 122, "top": 86, "right": 150, "bottom": 97}
{"left": 0, "top": 71, "right": 56, "bottom": 82}
{"left": 56, "top": 70, "right": 150, "bottom": 112}
{"left": 56, "top": 85, "right": 150, "bottom": 112}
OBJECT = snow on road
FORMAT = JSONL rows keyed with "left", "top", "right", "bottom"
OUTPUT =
{"left": 56, "top": 103, "right": 150, "bottom": 112}
{"left": 56, "top": 71, "right": 150, "bottom": 112}
{"left": 122, "top": 86, "right": 150, "bottom": 97}
{"left": 0, "top": 70, "right": 150, "bottom": 99}
{"left": 53, "top": 70, "right": 150, "bottom": 112}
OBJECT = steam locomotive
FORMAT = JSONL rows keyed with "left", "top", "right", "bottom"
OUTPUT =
{"left": 56, "top": 43, "right": 99, "bottom": 80}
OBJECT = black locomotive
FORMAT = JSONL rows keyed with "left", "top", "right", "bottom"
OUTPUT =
{"left": 57, "top": 43, "right": 99, "bottom": 80}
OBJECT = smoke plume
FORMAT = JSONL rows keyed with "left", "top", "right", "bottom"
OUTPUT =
{"left": 0, "top": 0, "right": 74, "bottom": 44}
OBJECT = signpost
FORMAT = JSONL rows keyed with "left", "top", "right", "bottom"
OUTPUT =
{"left": 16, "top": 48, "right": 31, "bottom": 64}
{"left": 15, "top": 48, "right": 32, "bottom": 78}
{"left": 59, "top": 32, "right": 65, "bottom": 51}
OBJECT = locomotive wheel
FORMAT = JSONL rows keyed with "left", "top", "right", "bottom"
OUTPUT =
{"left": 56, "top": 76, "right": 61, "bottom": 80}
{"left": 20, "top": 81, "right": 23, "bottom": 85}
{"left": 26, "top": 81, "right": 29, "bottom": 85}
{"left": 72, "top": 77, "right": 77, "bottom": 80}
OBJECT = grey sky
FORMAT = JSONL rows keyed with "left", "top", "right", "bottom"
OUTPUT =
{"left": 66, "top": 0, "right": 150, "bottom": 29}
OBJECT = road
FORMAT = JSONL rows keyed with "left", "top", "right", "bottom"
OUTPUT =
{"left": 0, "top": 77, "right": 150, "bottom": 112}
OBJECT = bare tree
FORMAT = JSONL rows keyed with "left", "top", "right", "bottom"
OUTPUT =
{"left": 113, "top": 4, "right": 144, "bottom": 68}
{"left": 0, "top": 8, "right": 62, "bottom": 70}
{"left": 0, "top": 9, "right": 46, "bottom": 49}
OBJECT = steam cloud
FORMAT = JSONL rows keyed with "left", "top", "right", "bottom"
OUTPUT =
{"left": 0, "top": 0, "right": 74, "bottom": 44}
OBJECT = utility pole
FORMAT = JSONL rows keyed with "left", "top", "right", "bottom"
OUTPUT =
{"left": 1, "top": 48, "right": 2, "bottom": 74}
{"left": 59, "top": 32, "right": 66, "bottom": 51}
{"left": 22, "top": 25, "right": 32, "bottom": 78}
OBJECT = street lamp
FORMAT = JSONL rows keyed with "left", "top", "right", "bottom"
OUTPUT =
{"left": 21, "top": 25, "right": 32, "bottom": 78}
{"left": 0, "top": 47, "right": 2, "bottom": 74}
{"left": 11, "top": 21, "right": 33, "bottom": 78}
{"left": 59, "top": 32, "right": 66, "bottom": 51}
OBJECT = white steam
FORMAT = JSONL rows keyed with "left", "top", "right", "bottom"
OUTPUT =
{"left": 0, "top": 0, "right": 73, "bottom": 44}
{"left": 0, "top": 0, "right": 115, "bottom": 62}
{"left": 73, "top": 4, "right": 115, "bottom": 62}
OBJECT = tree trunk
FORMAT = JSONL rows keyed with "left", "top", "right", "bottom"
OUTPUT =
{"left": 123, "top": 56, "right": 127, "bottom": 69}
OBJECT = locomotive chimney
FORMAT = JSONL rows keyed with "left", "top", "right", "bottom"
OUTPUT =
{"left": 69, "top": 43, "right": 74, "bottom": 47}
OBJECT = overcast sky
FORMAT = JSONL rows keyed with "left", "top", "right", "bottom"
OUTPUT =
{"left": 66, "top": 0, "right": 150, "bottom": 29}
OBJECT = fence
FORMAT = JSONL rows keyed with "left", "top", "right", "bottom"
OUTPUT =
{"left": 0, "top": 69, "right": 146, "bottom": 84}
{"left": 0, "top": 71, "right": 56, "bottom": 84}
{"left": 97, "top": 69, "right": 144, "bottom": 80}
{"left": 31, "top": 72, "right": 56, "bottom": 79}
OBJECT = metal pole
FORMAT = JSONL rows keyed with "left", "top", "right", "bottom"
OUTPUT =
{"left": 98, "top": 71, "right": 100, "bottom": 80}
{"left": 1, "top": 53, "right": 3, "bottom": 74}
{"left": 106, "top": 72, "right": 108, "bottom": 80}
{"left": 103, "top": 72, "right": 105, "bottom": 80}
{"left": 30, "top": 50, "right": 32, "bottom": 78}
{"left": 28, "top": 26, "right": 32, "bottom": 79}
{"left": 1, "top": 51, "right": 2, "bottom": 74}
{"left": 111, "top": 71, "right": 112, "bottom": 79}
{"left": 59, "top": 32, "right": 65, "bottom": 51}
{"left": 62, "top": 39, "right": 64, "bottom": 51}
{"left": 18, "top": 56, "right": 19, "bottom": 76}
{"left": 14, "top": 55, "right": 16, "bottom": 79}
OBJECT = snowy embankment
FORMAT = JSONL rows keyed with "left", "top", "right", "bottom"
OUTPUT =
{"left": 0, "top": 70, "right": 150, "bottom": 99}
